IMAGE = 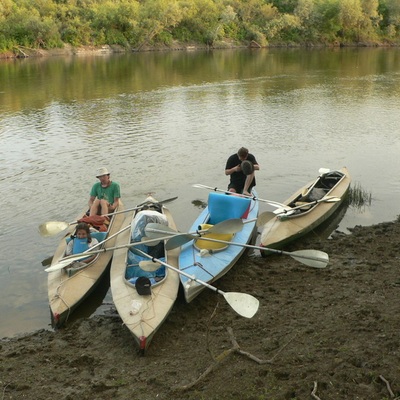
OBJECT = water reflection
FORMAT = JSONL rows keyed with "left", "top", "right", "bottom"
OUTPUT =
{"left": 312, "top": 201, "right": 351, "bottom": 239}
{"left": 1, "top": 48, "right": 400, "bottom": 338}
{"left": 192, "top": 199, "right": 207, "bottom": 209}
{"left": 2, "top": 48, "right": 400, "bottom": 115}
{"left": 347, "top": 183, "right": 372, "bottom": 211}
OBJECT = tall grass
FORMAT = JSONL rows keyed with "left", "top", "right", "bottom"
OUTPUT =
{"left": 347, "top": 182, "right": 372, "bottom": 210}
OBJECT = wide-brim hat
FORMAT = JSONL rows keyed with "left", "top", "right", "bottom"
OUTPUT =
{"left": 241, "top": 160, "right": 254, "bottom": 175}
{"left": 96, "top": 167, "right": 110, "bottom": 177}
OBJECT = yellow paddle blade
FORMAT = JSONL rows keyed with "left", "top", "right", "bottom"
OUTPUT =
{"left": 38, "top": 221, "right": 70, "bottom": 237}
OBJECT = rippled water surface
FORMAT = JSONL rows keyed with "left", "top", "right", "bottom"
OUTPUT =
{"left": 1, "top": 48, "right": 400, "bottom": 337}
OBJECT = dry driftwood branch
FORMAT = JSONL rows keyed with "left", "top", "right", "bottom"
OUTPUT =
{"left": 175, "top": 326, "right": 297, "bottom": 391}
{"left": 232, "top": 328, "right": 298, "bottom": 365}
{"left": 379, "top": 375, "right": 395, "bottom": 398}
{"left": 2, "top": 383, "right": 11, "bottom": 400}
{"left": 13, "top": 46, "right": 29, "bottom": 58}
{"left": 311, "top": 381, "right": 322, "bottom": 400}
{"left": 206, "top": 302, "right": 219, "bottom": 359}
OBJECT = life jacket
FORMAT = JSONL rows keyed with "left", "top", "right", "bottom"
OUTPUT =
{"left": 72, "top": 238, "right": 90, "bottom": 254}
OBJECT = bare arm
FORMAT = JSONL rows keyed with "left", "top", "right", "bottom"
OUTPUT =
{"left": 109, "top": 198, "right": 120, "bottom": 211}
{"left": 225, "top": 165, "right": 241, "bottom": 176}
{"left": 88, "top": 195, "right": 96, "bottom": 208}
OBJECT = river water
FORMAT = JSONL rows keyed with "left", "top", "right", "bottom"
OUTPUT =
{"left": 1, "top": 47, "right": 400, "bottom": 338}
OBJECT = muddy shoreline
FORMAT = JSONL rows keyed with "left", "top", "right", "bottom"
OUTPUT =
{"left": 2, "top": 41, "right": 398, "bottom": 60}
{"left": 2, "top": 218, "right": 400, "bottom": 399}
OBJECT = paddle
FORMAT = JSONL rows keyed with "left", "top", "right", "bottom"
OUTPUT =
{"left": 133, "top": 248, "right": 259, "bottom": 318}
{"left": 144, "top": 218, "right": 244, "bottom": 240}
{"left": 38, "top": 196, "right": 178, "bottom": 237}
{"left": 142, "top": 213, "right": 270, "bottom": 246}
{"left": 163, "top": 232, "right": 329, "bottom": 268}
{"left": 274, "top": 196, "right": 341, "bottom": 215}
{"left": 83, "top": 224, "right": 131, "bottom": 252}
{"left": 256, "top": 196, "right": 342, "bottom": 225}
{"left": 192, "top": 184, "right": 290, "bottom": 209}
{"left": 44, "top": 234, "right": 176, "bottom": 272}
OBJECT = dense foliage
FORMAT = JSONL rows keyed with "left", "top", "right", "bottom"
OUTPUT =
{"left": 1, "top": 0, "right": 399, "bottom": 52}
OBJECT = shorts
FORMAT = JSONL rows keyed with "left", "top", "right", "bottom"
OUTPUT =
{"left": 228, "top": 183, "right": 254, "bottom": 193}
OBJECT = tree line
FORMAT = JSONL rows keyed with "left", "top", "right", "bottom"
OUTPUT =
{"left": 1, "top": 0, "right": 399, "bottom": 52}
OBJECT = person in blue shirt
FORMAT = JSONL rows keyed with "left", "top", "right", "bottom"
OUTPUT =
{"left": 89, "top": 167, "right": 121, "bottom": 216}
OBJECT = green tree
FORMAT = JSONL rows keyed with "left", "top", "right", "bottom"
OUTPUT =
{"left": 0, "top": 0, "right": 13, "bottom": 19}
{"left": 381, "top": 0, "right": 400, "bottom": 37}
{"left": 1, "top": 5, "right": 62, "bottom": 48}
{"left": 339, "top": 0, "right": 364, "bottom": 41}
{"left": 137, "top": 0, "right": 184, "bottom": 48}
{"left": 175, "top": 0, "right": 221, "bottom": 44}
{"left": 359, "top": 0, "right": 381, "bottom": 39}
{"left": 91, "top": 0, "right": 140, "bottom": 46}
{"left": 226, "top": 0, "right": 278, "bottom": 44}
{"left": 312, "top": 0, "right": 341, "bottom": 42}
{"left": 269, "top": 0, "right": 299, "bottom": 14}
{"left": 264, "top": 13, "right": 301, "bottom": 42}
{"left": 295, "top": 0, "right": 319, "bottom": 41}
{"left": 54, "top": 0, "right": 93, "bottom": 45}
{"left": 0, "top": 0, "right": 399, "bottom": 52}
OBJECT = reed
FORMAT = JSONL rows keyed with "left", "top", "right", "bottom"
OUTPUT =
{"left": 347, "top": 183, "right": 372, "bottom": 209}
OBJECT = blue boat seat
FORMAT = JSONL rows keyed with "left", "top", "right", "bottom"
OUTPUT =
{"left": 126, "top": 210, "right": 168, "bottom": 283}
{"left": 90, "top": 232, "right": 107, "bottom": 242}
{"left": 208, "top": 192, "right": 251, "bottom": 225}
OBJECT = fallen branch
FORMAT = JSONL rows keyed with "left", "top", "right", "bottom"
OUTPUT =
{"left": 13, "top": 46, "right": 29, "bottom": 58}
{"left": 175, "top": 327, "right": 298, "bottom": 391}
{"left": 311, "top": 381, "right": 322, "bottom": 400}
{"left": 2, "top": 383, "right": 11, "bottom": 400}
{"left": 379, "top": 375, "right": 395, "bottom": 398}
{"left": 206, "top": 302, "right": 219, "bottom": 360}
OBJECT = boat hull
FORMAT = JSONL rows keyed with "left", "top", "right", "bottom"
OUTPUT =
{"left": 179, "top": 189, "right": 259, "bottom": 303}
{"left": 110, "top": 197, "right": 180, "bottom": 353}
{"left": 48, "top": 201, "right": 126, "bottom": 328}
{"left": 260, "top": 167, "right": 351, "bottom": 251}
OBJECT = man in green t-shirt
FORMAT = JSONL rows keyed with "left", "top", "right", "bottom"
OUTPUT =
{"left": 89, "top": 167, "right": 121, "bottom": 216}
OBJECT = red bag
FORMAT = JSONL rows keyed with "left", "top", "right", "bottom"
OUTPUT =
{"left": 78, "top": 215, "right": 108, "bottom": 232}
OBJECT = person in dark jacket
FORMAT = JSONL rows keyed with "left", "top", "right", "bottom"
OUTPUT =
{"left": 225, "top": 147, "right": 260, "bottom": 196}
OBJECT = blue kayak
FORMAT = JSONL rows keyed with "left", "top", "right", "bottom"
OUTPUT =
{"left": 179, "top": 189, "right": 259, "bottom": 303}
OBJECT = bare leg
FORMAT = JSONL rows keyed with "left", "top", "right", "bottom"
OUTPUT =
{"left": 90, "top": 198, "right": 101, "bottom": 216}
{"left": 243, "top": 173, "right": 255, "bottom": 196}
{"left": 90, "top": 198, "right": 109, "bottom": 216}
{"left": 99, "top": 199, "right": 109, "bottom": 215}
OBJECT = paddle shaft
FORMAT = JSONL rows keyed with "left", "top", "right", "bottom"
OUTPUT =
{"left": 40, "top": 196, "right": 178, "bottom": 236}
{"left": 192, "top": 184, "right": 288, "bottom": 209}
{"left": 134, "top": 249, "right": 259, "bottom": 318}
{"left": 134, "top": 249, "right": 222, "bottom": 293}
{"left": 45, "top": 233, "right": 181, "bottom": 272}
{"left": 276, "top": 196, "right": 341, "bottom": 214}
{"left": 103, "top": 196, "right": 178, "bottom": 217}
{"left": 66, "top": 197, "right": 180, "bottom": 253}
{"left": 56, "top": 234, "right": 177, "bottom": 263}
{"left": 165, "top": 233, "right": 328, "bottom": 266}
{"left": 256, "top": 197, "right": 341, "bottom": 226}
{"left": 85, "top": 224, "right": 131, "bottom": 252}
{"left": 145, "top": 218, "right": 244, "bottom": 240}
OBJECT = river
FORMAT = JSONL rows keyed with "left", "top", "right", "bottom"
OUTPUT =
{"left": 1, "top": 47, "right": 400, "bottom": 337}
